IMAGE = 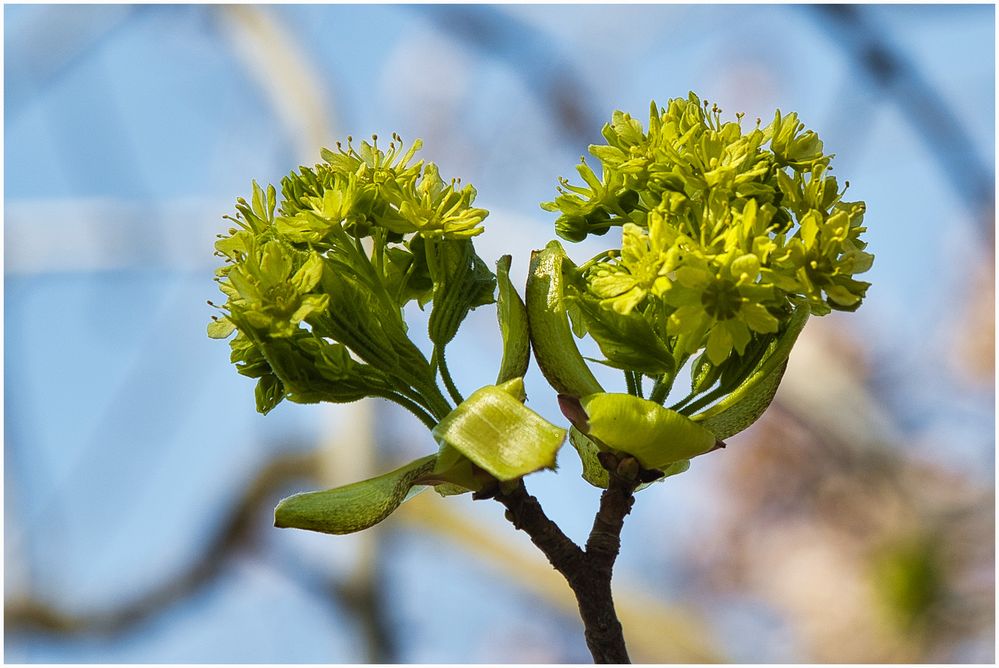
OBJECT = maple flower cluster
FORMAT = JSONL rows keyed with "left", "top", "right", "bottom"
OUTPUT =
{"left": 209, "top": 135, "right": 494, "bottom": 417}
{"left": 544, "top": 93, "right": 873, "bottom": 366}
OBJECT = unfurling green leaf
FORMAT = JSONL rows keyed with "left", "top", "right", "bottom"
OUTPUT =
{"left": 207, "top": 317, "right": 236, "bottom": 339}
{"left": 692, "top": 302, "right": 810, "bottom": 439}
{"left": 428, "top": 239, "right": 497, "bottom": 348}
{"left": 564, "top": 392, "right": 719, "bottom": 470}
{"left": 254, "top": 373, "right": 285, "bottom": 414}
{"left": 495, "top": 255, "right": 531, "bottom": 384}
{"left": 274, "top": 455, "right": 437, "bottom": 535}
{"left": 567, "top": 296, "right": 675, "bottom": 376}
{"left": 432, "top": 379, "right": 566, "bottom": 481}
{"left": 526, "top": 241, "right": 603, "bottom": 397}
{"left": 570, "top": 426, "right": 691, "bottom": 489}
{"left": 568, "top": 425, "right": 611, "bottom": 488}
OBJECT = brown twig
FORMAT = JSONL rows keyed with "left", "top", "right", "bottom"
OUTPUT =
{"left": 494, "top": 455, "right": 641, "bottom": 664}
{"left": 493, "top": 480, "right": 585, "bottom": 576}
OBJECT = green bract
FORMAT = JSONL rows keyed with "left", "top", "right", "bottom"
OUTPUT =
{"left": 565, "top": 393, "right": 719, "bottom": 470}
{"left": 432, "top": 378, "right": 567, "bottom": 482}
{"left": 274, "top": 455, "right": 437, "bottom": 535}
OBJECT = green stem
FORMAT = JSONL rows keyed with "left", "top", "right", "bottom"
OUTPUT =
{"left": 667, "top": 389, "right": 698, "bottom": 412}
{"left": 381, "top": 391, "right": 439, "bottom": 430}
{"left": 648, "top": 372, "right": 674, "bottom": 405}
{"left": 673, "top": 383, "right": 727, "bottom": 416}
{"left": 672, "top": 369, "right": 745, "bottom": 414}
{"left": 372, "top": 227, "right": 386, "bottom": 278}
{"left": 650, "top": 350, "right": 688, "bottom": 405}
{"left": 576, "top": 249, "right": 617, "bottom": 274}
{"left": 624, "top": 370, "right": 638, "bottom": 397}
{"left": 435, "top": 346, "right": 465, "bottom": 406}
{"left": 409, "top": 379, "right": 454, "bottom": 422}
{"left": 424, "top": 236, "right": 442, "bottom": 284}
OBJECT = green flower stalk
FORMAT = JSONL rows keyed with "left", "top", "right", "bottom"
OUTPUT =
{"left": 209, "top": 95, "right": 872, "bottom": 664}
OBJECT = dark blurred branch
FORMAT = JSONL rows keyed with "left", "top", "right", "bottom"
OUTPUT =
{"left": 332, "top": 533, "right": 398, "bottom": 663}
{"left": 5, "top": 450, "right": 318, "bottom": 636}
{"left": 494, "top": 480, "right": 585, "bottom": 575}
{"left": 809, "top": 5, "right": 994, "bottom": 242}
{"left": 8, "top": 445, "right": 403, "bottom": 661}
{"left": 412, "top": 5, "right": 602, "bottom": 143}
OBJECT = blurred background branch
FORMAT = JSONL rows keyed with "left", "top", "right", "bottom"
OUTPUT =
{"left": 5, "top": 450, "right": 318, "bottom": 637}
{"left": 809, "top": 5, "right": 994, "bottom": 240}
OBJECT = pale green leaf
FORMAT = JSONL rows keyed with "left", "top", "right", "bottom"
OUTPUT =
{"left": 568, "top": 296, "right": 675, "bottom": 376}
{"left": 731, "top": 254, "right": 761, "bottom": 281}
{"left": 525, "top": 241, "right": 603, "bottom": 397}
{"left": 255, "top": 373, "right": 285, "bottom": 414}
{"left": 290, "top": 253, "right": 325, "bottom": 294}
{"left": 207, "top": 317, "right": 236, "bottom": 339}
{"left": 825, "top": 283, "right": 861, "bottom": 306}
{"left": 251, "top": 180, "right": 268, "bottom": 222}
{"left": 573, "top": 393, "right": 718, "bottom": 470}
{"left": 274, "top": 455, "right": 437, "bottom": 535}
{"left": 569, "top": 426, "right": 611, "bottom": 489}
{"left": 799, "top": 210, "right": 821, "bottom": 249}
{"left": 706, "top": 325, "right": 733, "bottom": 365}
{"left": 428, "top": 239, "right": 497, "bottom": 348}
{"left": 740, "top": 302, "right": 780, "bottom": 334}
{"left": 432, "top": 384, "right": 566, "bottom": 481}
{"left": 259, "top": 240, "right": 293, "bottom": 285}
{"left": 495, "top": 255, "right": 531, "bottom": 384}
{"left": 693, "top": 302, "right": 810, "bottom": 439}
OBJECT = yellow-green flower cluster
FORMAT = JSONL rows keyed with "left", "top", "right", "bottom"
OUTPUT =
{"left": 545, "top": 93, "right": 873, "bottom": 365}
{"left": 210, "top": 137, "right": 496, "bottom": 417}
{"left": 280, "top": 134, "right": 488, "bottom": 241}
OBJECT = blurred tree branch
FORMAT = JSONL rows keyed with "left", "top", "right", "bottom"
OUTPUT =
{"left": 5, "top": 450, "right": 317, "bottom": 636}
{"left": 414, "top": 5, "right": 601, "bottom": 143}
{"left": 809, "top": 5, "right": 994, "bottom": 242}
